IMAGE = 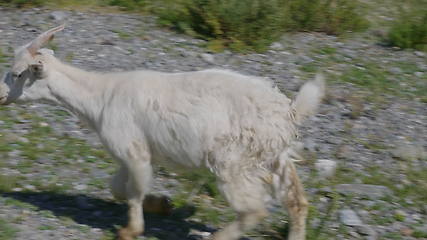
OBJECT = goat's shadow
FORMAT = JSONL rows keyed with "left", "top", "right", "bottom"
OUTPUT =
{"left": 0, "top": 191, "right": 217, "bottom": 240}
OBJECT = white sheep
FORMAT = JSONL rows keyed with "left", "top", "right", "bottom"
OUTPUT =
{"left": 0, "top": 25, "right": 325, "bottom": 240}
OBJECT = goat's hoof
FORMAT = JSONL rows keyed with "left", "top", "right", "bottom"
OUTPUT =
{"left": 117, "top": 227, "right": 141, "bottom": 240}
{"left": 143, "top": 194, "right": 173, "bottom": 216}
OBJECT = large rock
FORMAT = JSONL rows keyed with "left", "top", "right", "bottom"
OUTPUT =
{"left": 335, "top": 184, "right": 392, "bottom": 199}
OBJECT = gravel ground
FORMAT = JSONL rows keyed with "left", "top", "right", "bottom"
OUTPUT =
{"left": 0, "top": 7, "right": 426, "bottom": 240}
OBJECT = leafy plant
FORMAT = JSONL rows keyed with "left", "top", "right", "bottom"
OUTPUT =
{"left": 153, "top": 0, "right": 368, "bottom": 52}
{"left": 388, "top": 7, "right": 427, "bottom": 51}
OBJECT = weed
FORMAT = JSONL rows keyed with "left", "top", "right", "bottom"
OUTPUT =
{"left": 388, "top": 6, "right": 427, "bottom": 51}
{"left": 0, "top": 48, "right": 8, "bottom": 63}
{"left": 154, "top": 0, "right": 368, "bottom": 52}
{"left": 108, "top": 0, "right": 145, "bottom": 11}
{"left": 393, "top": 212, "right": 405, "bottom": 222}
{"left": 413, "top": 229, "right": 427, "bottom": 238}
{"left": 0, "top": 174, "right": 21, "bottom": 192}
{"left": 0, "top": 0, "right": 44, "bottom": 7}
{"left": 4, "top": 198, "right": 38, "bottom": 210}
{"left": 111, "top": 29, "right": 132, "bottom": 39}
{"left": 0, "top": 218, "right": 18, "bottom": 240}
{"left": 38, "top": 225, "right": 56, "bottom": 230}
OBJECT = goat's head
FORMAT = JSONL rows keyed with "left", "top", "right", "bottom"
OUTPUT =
{"left": 0, "top": 25, "right": 64, "bottom": 105}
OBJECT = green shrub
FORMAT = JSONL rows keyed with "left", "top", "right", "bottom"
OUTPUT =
{"left": 153, "top": 0, "right": 368, "bottom": 52}
{"left": 0, "top": 0, "right": 44, "bottom": 7}
{"left": 388, "top": 8, "right": 427, "bottom": 51}
{"left": 108, "top": 0, "right": 145, "bottom": 10}
{"left": 286, "top": 0, "right": 369, "bottom": 35}
{"left": 153, "top": 0, "right": 286, "bottom": 52}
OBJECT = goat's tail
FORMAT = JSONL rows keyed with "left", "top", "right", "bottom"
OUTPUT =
{"left": 292, "top": 73, "right": 325, "bottom": 124}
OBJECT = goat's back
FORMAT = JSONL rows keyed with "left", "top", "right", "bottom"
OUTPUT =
{"left": 107, "top": 69, "right": 297, "bottom": 170}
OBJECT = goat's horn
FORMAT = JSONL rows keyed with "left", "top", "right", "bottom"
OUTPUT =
{"left": 27, "top": 24, "right": 65, "bottom": 56}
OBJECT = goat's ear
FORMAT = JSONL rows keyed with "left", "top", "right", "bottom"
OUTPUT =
{"left": 29, "top": 62, "right": 43, "bottom": 76}
{"left": 27, "top": 24, "right": 65, "bottom": 56}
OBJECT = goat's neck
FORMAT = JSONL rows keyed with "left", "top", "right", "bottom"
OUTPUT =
{"left": 46, "top": 57, "right": 105, "bottom": 127}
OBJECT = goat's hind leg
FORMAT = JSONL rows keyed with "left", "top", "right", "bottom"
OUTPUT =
{"left": 213, "top": 176, "right": 269, "bottom": 240}
{"left": 277, "top": 158, "right": 308, "bottom": 240}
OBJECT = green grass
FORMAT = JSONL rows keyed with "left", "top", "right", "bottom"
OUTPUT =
{"left": 388, "top": 5, "right": 427, "bottom": 51}
{"left": 0, "top": 175, "right": 22, "bottom": 192}
{"left": 335, "top": 61, "right": 427, "bottom": 101}
{"left": 111, "top": 29, "right": 132, "bottom": 39}
{"left": 0, "top": 218, "right": 18, "bottom": 240}
{"left": 153, "top": 0, "right": 368, "bottom": 52}
{"left": 38, "top": 225, "right": 56, "bottom": 230}
{"left": 0, "top": 49, "right": 8, "bottom": 63}
{"left": 0, "top": 0, "right": 44, "bottom": 7}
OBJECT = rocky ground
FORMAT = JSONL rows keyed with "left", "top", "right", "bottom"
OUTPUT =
{"left": 0, "top": 6, "right": 426, "bottom": 240}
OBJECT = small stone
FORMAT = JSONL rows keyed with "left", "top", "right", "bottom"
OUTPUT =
{"left": 315, "top": 159, "right": 337, "bottom": 178}
{"left": 8, "top": 150, "right": 21, "bottom": 158}
{"left": 23, "top": 184, "right": 36, "bottom": 191}
{"left": 339, "top": 209, "right": 363, "bottom": 226}
{"left": 189, "top": 229, "right": 212, "bottom": 238}
{"left": 12, "top": 188, "right": 23, "bottom": 192}
{"left": 304, "top": 138, "right": 317, "bottom": 152}
{"left": 49, "top": 11, "right": 67, "bottom": 21}
{"left": 200, "top": 53, "right": 215, "bottom": 64}
{"left": 389, "top": 67, "right": 402, "bottom": 74}
{"left": 356, "top": 225, "right": 377, "bottom": 236}
{"left": 270, "top": 42, "right": 283, "bottom": 50}
{"left": 335, "top": 184, "right": 392, "bottom": 199}
{"left": 18, "top": 137, "right": 29, "bottom": 143}
{"left": 415, "top": 72, "right": 424, "bottom": 77}
{"left": 39, "top": 122, "right": 49, "bottom": 127}
{"left": 74, "top": 184, "right": 87, "bottom": 191}
{"left": 414, "top": 51, "right": 425, "bottom": 57}
{"left": 400, "top": 227, "right": 413, "bottom": 236}
{"left": 349, "top": 231, "right": 360, "bottom": 238}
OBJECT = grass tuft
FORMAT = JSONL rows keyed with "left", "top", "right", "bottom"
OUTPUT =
{"left": 388, "top": 6, "right": 427, "bottom": 51}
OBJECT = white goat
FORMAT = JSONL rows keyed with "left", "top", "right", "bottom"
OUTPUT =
{"left": 0, "top": 25, "right": 325, "bottom": 240}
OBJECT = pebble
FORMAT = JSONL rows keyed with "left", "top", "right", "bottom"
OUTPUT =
{"left": 391, "top": 144, "right": 426, "bottom": 161}
{"left": 339, "top": 209, "right": 363, "bottom": 226}
{"left": 270, "top": 42, "right": 284, "bottom": 50}
{"left": 315, "top": 159, "right": 337, "bottom": 178}
{"left": 335, "top": 184, "right": 392, "bottom": 199}
{"left": 414, "top": 51, "right": 425, "bottom": 57}
{"left": 74, "top": 184, "right": 88, "bottom": 191}
{"left": 200, "top": 53, "right": 215, "bottom": 64}
{"left": 49, "top": 11, "right": 68, "bottom": 21}
{"left": 356, "top": 225, "right": 377, "bottom": 237}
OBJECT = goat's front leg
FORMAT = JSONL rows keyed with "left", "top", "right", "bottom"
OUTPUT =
{"left": 118, "top": 145, "right": 153, "bottom": 240}
{"left": 111, "top": 165, "right": 172, "bottom": 216}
